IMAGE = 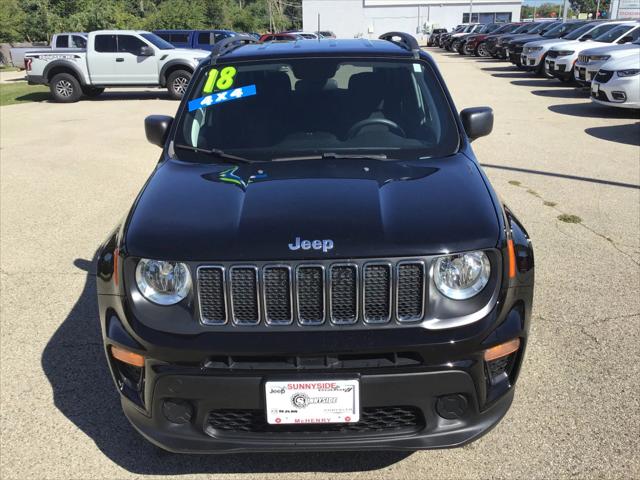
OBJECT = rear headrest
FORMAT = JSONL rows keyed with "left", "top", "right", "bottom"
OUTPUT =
{"left": 263, "top": 71, "right": 291, "bottom": 96}
{"left": 348, "top": 72, "right": 384, "bottom": 94}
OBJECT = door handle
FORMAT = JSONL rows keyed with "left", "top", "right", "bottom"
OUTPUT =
{"left": 116, "top": 58, "right": 124, "bottom": 62}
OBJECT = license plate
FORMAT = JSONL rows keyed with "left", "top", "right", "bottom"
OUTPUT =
{"left": 265, "top": 379, "right": 360, "bottom": 425}
{"left": 592, "top": 82, "right": 599, "bottom": 94}
{"left": 505, "top": 49, "right": 510, "bottom": 55}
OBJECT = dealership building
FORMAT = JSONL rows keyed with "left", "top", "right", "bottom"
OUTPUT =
{"left": 302, "top": 0, "right": 522, "bottom": 39}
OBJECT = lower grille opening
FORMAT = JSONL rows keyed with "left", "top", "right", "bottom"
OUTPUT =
{"left": 205, "top": 406, "right": 425, "bottom": 436}
{"left": 202, "top": 352, "right": 423, "bottom": 371}
{"left": 114, "top": 359, "right": 142, "bottom": 389}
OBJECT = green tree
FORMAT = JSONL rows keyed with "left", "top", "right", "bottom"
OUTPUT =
{"left": 144, "top": 0, "right": 206, "bottom": 30}
{"left": 0, "top": 0, "right": 26, "bottom": 42}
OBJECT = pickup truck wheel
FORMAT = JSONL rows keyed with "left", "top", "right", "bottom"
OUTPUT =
{"left": 50, "top": 73, "right": 82, "bottom": 103}
{"left": 82, "top": 87, "right": 105, "bottom": 98}
{"left": 167, "top": 70, "right": 191, "bottom": 100}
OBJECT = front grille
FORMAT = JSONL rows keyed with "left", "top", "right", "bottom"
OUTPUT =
{"left": 578, "top": 54, "right": 589, "bottom": 63}
{"left": 198, "top": 259, "right": 427, "bottom": 327}
{"left": 594, "top": 70, "right": 613, "bottom": 84}
{"left": 205, "top": 406, "right": 425, "bottom": 436}
{"left": 514, "top": 45, "right": 523, "bottom": 54}
{"left": 547, "top": 50, "right": 558, "bottom": 59}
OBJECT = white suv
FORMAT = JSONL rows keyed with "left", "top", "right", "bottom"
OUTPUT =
{"left": 591, "top": 55, "right": 640, "bottom": 109}
{"left": 545, "top": 21, "right": 639, "bottom": 82}
{"left": 574, "top": 38, "right": 640, "bottom": 86}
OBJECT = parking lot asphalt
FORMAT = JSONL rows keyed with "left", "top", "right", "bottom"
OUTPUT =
{"left": 1, "top": 49, "right": 639, "bottom": 480}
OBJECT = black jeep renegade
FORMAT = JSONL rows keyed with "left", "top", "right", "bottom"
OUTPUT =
{"left": 97, "top": 33, "right": 534, "bottom": 453}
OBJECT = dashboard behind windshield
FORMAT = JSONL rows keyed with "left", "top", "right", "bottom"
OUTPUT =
{"left": 176, "top": 58, "right": 460, "bottom": 162}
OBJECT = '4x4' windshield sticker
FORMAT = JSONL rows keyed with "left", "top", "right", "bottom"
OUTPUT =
{"left": 188, "top": 85, "right": 257, "bottom": 112}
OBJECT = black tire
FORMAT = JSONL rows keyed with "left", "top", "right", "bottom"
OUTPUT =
{"left": 167, "top": 70, "right": 191, "bottom": 100}
{"left": 476, "top": 42, "right": 489, "bottom": 57}
{"left": 451, "top": 40, "right": 460, "bottom": 52}
{"left": 82, "top": 87, "right": 105, "bottom": 98}
{"left": 50, "top": 73, "right": 82, "bottom": 103}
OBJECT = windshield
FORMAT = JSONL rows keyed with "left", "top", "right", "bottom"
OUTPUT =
{"left": 496, "top": 24, "right": 516, "bottom": 34}
{"left": 176, "top": 58, "right": 460, "bottom": 162}
{"left": 540, "top": 23, "right": 565, "bottom": 38}
{"left": 512, "top": 24, "right": 530, "bottom": 34}
{"left": 140, "top": 33, "right": 174, "bottom": 50}
{"left": 484, "top": 24, "right": 502, "bottom": 33}
{"left": 594, "top": 24, "right": 635, "bottom": 43}
{"left": 526, "top": 23, "right": 546, "bottom": 34}
{"left": 548, "top": 22, "right": 587, "bottom": 38}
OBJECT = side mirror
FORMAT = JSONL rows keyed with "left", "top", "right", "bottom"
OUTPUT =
{"left": 618, "top": 36, "right": 633, "bottom": 44}
{"left": 145, "top": 115, "right": 173, "bottom": 147}
{"left": 139, "top": 45, "right": 155, "bottom": 56}
{"left": 460, "top": 107, "right": 493, "bottom": 141}
{"left": 579, "top": 34, "right": 592, "bottom": 42}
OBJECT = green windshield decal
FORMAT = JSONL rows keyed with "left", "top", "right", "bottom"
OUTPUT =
{"left": 203, "top": 66, "right": 237, "bottom": 93}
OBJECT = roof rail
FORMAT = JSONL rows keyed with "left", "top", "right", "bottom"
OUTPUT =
{"left": 378, "top": 32, "right": 421, "bottom": 58}
{"left": 210, "top": 34, "right": 260, "bottom": 64}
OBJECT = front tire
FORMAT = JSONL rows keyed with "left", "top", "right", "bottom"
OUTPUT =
{"left": 167, "top": 70, "right": 192, "bottom": 100}
{"left": 50, "top": 73, "right": 82, "bottom": 103}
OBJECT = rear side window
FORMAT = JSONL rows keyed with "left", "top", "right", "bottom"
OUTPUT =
{"left": 215, "top": 32, "right": 232, "bottom": 43}
{"left": 55, "top": 36, "right": 69, "bottom": 48}
{"left": 171, "top": 33, "right": 189, "bottom": 43}
{"left": 117, "top": 35, "right": 147, "bottom": 54}
{"left": 156, "top": 33, "right": 171, "bottom": 41}
{"left": 72, "top": 35, "right": 86, "bottom": 48}
{"left": 198, "top": 32, "right": 212, "bottom": 45}
{"left": 94, "top": 35, "right": 117, "bottom": 53}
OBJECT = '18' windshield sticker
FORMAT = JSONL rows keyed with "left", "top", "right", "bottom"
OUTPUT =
{"left": 203, "top": 66, "right": 237, "bottom": 93}
{"left": 188, "top": 85, "right": 257, "bottom": 112}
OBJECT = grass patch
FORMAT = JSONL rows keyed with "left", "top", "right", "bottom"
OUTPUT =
{"left": 0, "top": 65, "right": 19, "bottom": 72}
{"left": 557, "top": 214, "right": 582, "bottom": 224}
{"left": 0, "top": 81, "right": 49, "bottom": 106}
{"left": 508, "top": 180, "right": 521, "bottom": 186}
{"left": 543, "top": 201, "right": 557, "bottom": 207}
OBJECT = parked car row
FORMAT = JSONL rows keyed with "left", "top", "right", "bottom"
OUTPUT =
{"left": 429, "top": 19, "right": 640, "bottom": 109}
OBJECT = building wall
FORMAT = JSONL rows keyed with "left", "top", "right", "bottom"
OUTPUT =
{"left": 303, "top": 0, "right": 521, "bottom": 39}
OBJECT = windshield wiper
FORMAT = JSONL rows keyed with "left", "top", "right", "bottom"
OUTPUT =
{"left": 172, "top": 143, "right": 255, "bottom": 164}
{"left": 272, "top": 152, "right": 389, "bottom": 162}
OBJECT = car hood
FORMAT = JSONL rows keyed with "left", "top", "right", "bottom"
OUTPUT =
{"left": 601, "top": 55, "right": 640, "bottom": 71}
{"left": 125, "top": 155, "right": 500, "bottom": 261}
{"left": 550, "top": 39, "right": 610, "bottom": 51}
{"left": 167, "top": 48, "right": 210, "bottom": 58}
{"left": 524, "top": 38, "right": 571, "bottom": 48}
{"left": 581, "top": 43, "right": 639, "bottom": 58}
{"left": 512, "top": 34, "right": 552, "bottom": 46}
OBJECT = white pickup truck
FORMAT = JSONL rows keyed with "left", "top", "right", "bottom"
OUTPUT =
{"left": 25, "top": 30, "right": 210, "bottom": 102}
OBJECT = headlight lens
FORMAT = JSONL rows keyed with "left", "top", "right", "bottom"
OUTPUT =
{"left": 590, "top": 55, "right": 610, "bottom": 61}
{"left": 433, "top": 251, "right": 491, "bottom": 300}
{"left": 556, "top": 50, "right": 575, "bottom": 56}
{"left": 135, "top": 259, "right": 192, "bottom": 305}
{"left": 617, "top": 68, "right": 640, "bottom": 77}
{"left": 527, "top": 46, "right": 543, "bottom": 52}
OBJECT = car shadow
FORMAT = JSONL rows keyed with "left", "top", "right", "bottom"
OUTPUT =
{"left": 510, "top": 78, "right": 567, "bottom": 88}
{"left": 41, "top": 257, "right": 411, "bottom": 475}
{"left": 86, "top": 91, "right": 173, "bottom": 101}
{"left": 491, "top": 72, "right": 532, "bottom": 79}
{"left": 15, "top": 91, "right": 50, "bottom": 102}
{"left": 548, "top": 102, "right": 640, "bottom": 119}
{"left": 585, "top": 123, "right": 640, "bottom": 147}
{"left": 481, "top": 66, "right": 517, "bottom": 72}
{"left": 530, "top": 88, "right": 586, "bottom": 99}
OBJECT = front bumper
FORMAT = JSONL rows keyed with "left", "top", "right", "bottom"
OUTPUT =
{"left": 591, "top": 77, "right": 640, "bottom": 109}
{"left": 545, "top": 57, "right": 574, "bottom": 81}
{"left": 98, "top": 283, "right": 532, "bottom": 453}
{"left": 573, "top": 63, "right": 600, "bottom": 87}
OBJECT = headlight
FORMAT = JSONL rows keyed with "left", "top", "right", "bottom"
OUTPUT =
{"left": 617, "top": 69, "right": 640, "bottom": 77}
{"left": 433, "top": 251, "right": 491, "bottom": 300}
{"left": 556, "top": 50, "right": 575, "bottom": 56}
{"left": 135, "top": 259, "right": 192, "bottom": 305}
{"left": 589, "top": 55, "right": 610, "bottom": 61}
{"left": 526, "top": 46, "right": 543, "bottom": 52}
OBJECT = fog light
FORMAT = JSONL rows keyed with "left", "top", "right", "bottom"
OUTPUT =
{"left": 611, "top": 91, "right": 626, "bottom": 102}
{"left": 436, "top": 394, "right": 468, "bottom": 420}
{"left": 163, "top": 399, "right": 194, "bottom": 424}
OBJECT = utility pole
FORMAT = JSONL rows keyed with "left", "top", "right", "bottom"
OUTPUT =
{"left": 469, "top": 0, "right": 473, "bottom": 22}
{"left": 533, "top": 4, "right": 537, "bottom": 19}
{"left": 595, "top": 0, "right": 601, "bottom": 18}
{"left": 562, "top": 0, "right": 569, "bottom": 20}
